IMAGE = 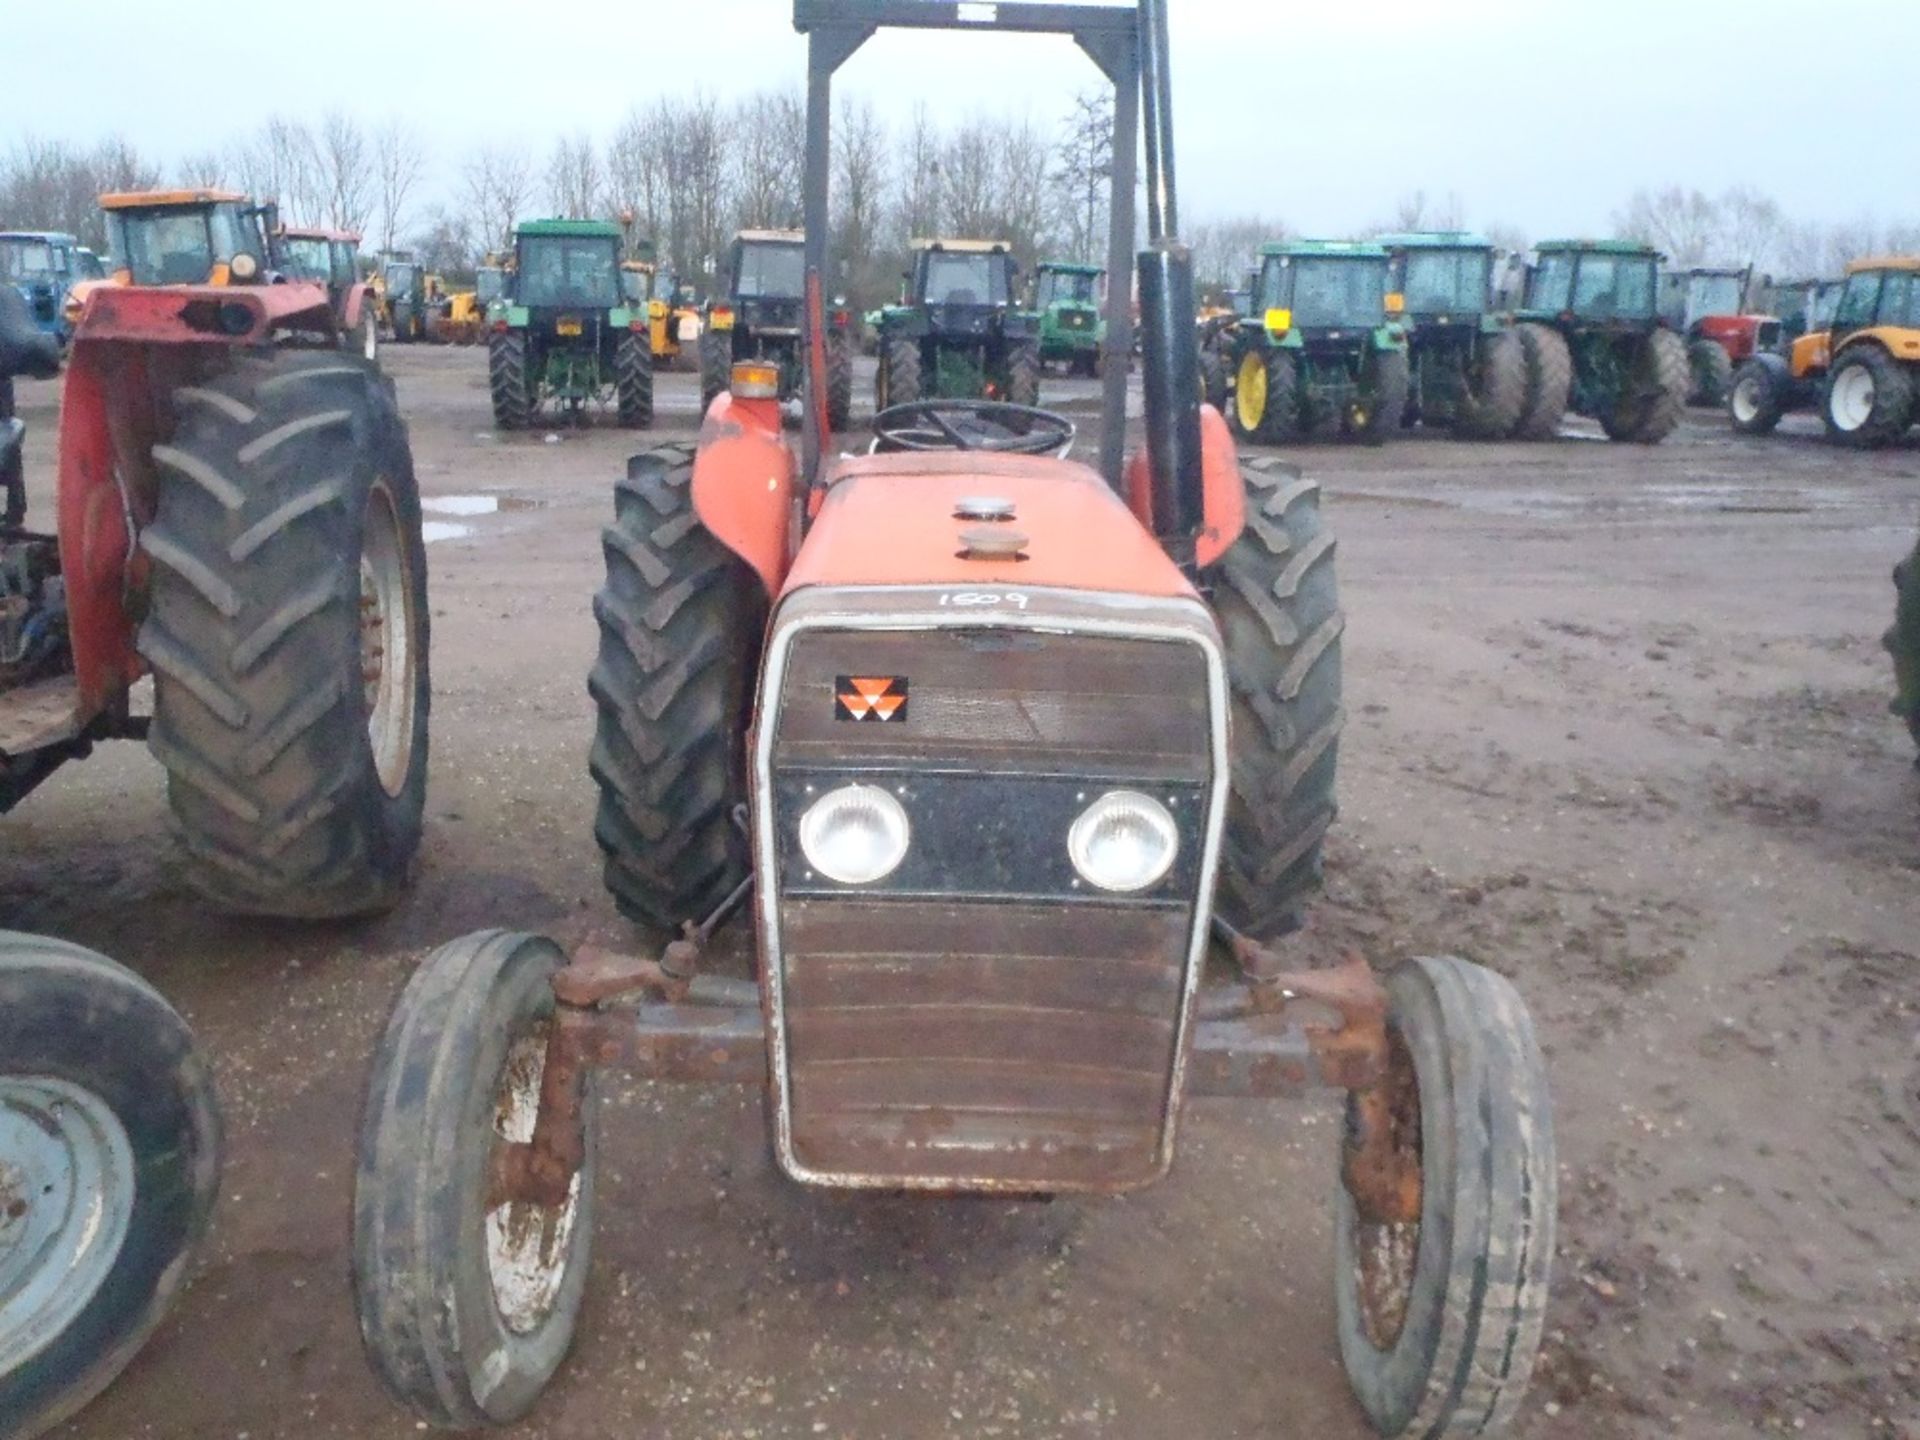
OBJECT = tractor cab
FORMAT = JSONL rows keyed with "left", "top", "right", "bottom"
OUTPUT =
{"left": 274, "top": 226, "right": 376, "bottom": 358}
{"left": 99, "top": 190, "right": 269, "bottom": 289}
{"left": 1520, "top": 240, "right": 1660, "bottom": 327}
{"left": 475, "top": 263, "right": 507, "bottom": 306}
{"left": 875, "top": 239, "right": 1039, "bottom": 407}
{"left": 699, "top": 230, "right": 852, "bottom": 423}
{"left": 1656, "top": 265, "right": 1777, "bottom": 404}
{"left": 1254, "top": 240, "right": 1392, "bottom": 337}
{"left": 1035, "top": 260, "right": 1107, "bottom": 374}
{"left": 1381, "top": 231, "right": 1495, "bottom": 325}
{"left": 716, "top": 229, "right": 807, "bottom": 335}
{"left": 3, "top": 230, "right": 85, "bottom": 344}
{"left": 908, "top": 239, "right": 1018, "bottom": 324}
{"left": 1659, "top": 266, "right": 1748, "bottom": 332}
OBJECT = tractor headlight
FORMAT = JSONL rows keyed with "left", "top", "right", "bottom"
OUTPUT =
{"left": 798, "top": 784, "right": 911, "bottom": 886}
{"left": 230, "top": 251, "right": 259, "bottom": 281}
{"left": 1067, "top": 790, "right": 1178, "bottom": 893}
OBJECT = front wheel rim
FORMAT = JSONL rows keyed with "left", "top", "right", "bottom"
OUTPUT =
{"left": 485, "top": 1026, "right": 582, "bottom": 1336}
{"left": 1236, "top": 353, "right": 1268, "bottom": 431}
{"left": 360, "top": 479, "right": 418, "bottom": 798}
{"left": 1732, "top": 376, "right": 1761, "bottom": 424}
{"left": 1832, "top": 366, "right": 1876, "bottom": 431}
{"left": 0, "top": 1077, "right": 136, "bottom": 1375}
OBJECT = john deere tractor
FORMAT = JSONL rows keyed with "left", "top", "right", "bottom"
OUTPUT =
{"left": 1034, "top": 260, "right": 1106, "bottom": 375}
{"left": 1512, "top": 240, "right": 1689, "bottom": 443}
{"left": 699, "top": 229, "right": 852, "bottom": 428}
{"left": 1381, "top": 231, "right": 1526, "bottom": 438}
{"left": 1728, "top": 256, "right": 1920, "bottom": 446}
{"left": 874, "top": 238, "right": 1041, "bottom": 410}
{"left": 486, "top": 219, "right": 653, "bottom": 430}
{"left": 1224, "top": 239, "right": 1408, "bottom": 444}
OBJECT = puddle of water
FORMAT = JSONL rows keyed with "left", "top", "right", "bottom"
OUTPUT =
{"left": 422, "top": 521, "right": 472, "bottom": 544}
{"left": 422, "top": 493, "right": 545, "bottom": 517}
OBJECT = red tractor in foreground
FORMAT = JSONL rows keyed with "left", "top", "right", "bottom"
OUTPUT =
{"left": 0, "top": 186, "right": 430, "bottom": 1437}
{"left": 349, "top": 4, "right": 1555, "bottom": 1436}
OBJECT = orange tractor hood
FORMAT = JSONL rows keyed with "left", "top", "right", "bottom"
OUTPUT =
{"left": 783, "top": 452, "right": 1197, "bottom": 601}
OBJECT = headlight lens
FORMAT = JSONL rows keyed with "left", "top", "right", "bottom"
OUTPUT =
{"left": 1067, "top": 790, "right": 1178, "bottom": 893}
{"left": 230, "top": 251, "right": 259, "bottom": 281}
{"left": 798, "top": 783, "right": 911, "bottom": 886}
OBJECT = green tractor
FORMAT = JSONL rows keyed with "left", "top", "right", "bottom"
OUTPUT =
{"left": 875, "top": 238, "right": 1041, "bottom": 410}
{"left": 1512, "top": 240, "right": 1689, "bottom": 443}
{"left": 698, "top": 229, "right": 853, "bottom": 429}
{"left": 381, "top": 253, "right": 428, "bottom": 343}
{"left": 1223, "top": 239, "right": 1408, "bottom": 445}
{"left": 1034, "top": 260, "right": 1106, "bottom": 376}
{"left": 1381, "top": 231, "right": 1527, "bottom": 438}
{"left": 486, "top": 219, "right": 653, "bottom": 431}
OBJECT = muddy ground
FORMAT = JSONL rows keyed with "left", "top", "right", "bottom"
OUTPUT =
{"left": 9, "top": 348, "right": 1919, "bottom": 1440}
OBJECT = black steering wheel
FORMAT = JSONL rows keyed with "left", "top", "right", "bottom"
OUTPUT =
{"left": 872, "top": 399, "right": 1075, "bottom": 456}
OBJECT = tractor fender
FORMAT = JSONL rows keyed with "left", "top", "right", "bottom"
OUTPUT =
{"left": 343, "top": 282, "right": 372, "bottom": 331}
{"left": 1122, "top": 403, "right": 1246, "bottom": 569}
{"left": 1745, "top": 349, "right": 1792, "bottom": 383}
{"left": 1835, "top": 327, "right": 1920, "bottom": 368}
{"left": 690, "top": 392, "right": 797, "bottom": 597}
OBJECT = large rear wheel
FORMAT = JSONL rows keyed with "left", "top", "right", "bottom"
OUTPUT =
{"left": 1231, "top": 348, "right": 1301, "bottom": 445}
{"left": 1688, "top": 336, "right": 1733, "bottom": 407}
{"left": 1348, "top": 346, "right": 1410, "bottom": 445}
{"left": 1333, "top": 956, "right": 1556, "bottom": 1437}
{"left": 698, "top": 328, "right": 731, "bottom": 414}
{"left": 141, "top": 350, "right": 430, "bottom": 917}
{"left": 589, "top": 444, "right": 763, "bottom": 929}
{"left": 488, "top": 332, "right": 533, "bottom": 430}
{"left": 1452, "top": 329, "right": 1527, "bottom": 439}
{"left": 825, "top": 332, "right": 854, "bottom": 430}
{"left": 0, "top": 933, "right": 220, "bottom": 1440}
{"left": 1886, "top": 534, "right": 1920, "bottom": 758}
{"left": 879, "top": 337, "right": 922, "bottom": 412}
{"left": 1601, "top": 329, "right": 1688, "bottom": 443}
{"left": 1207, "top": 458, "right": 1342, "bottom": 937}
{"left": 353, "top": 931, "right": 596, "bottom": 1429}
{"left": 1005, "top": 341, "right": 1041, "bottom": 408}
{"left": 1728, "top": 358, "right": 1788, "bottom": 435}
{"left": 614, "top": 331, "right": 654, "bottom": 430}
{"left": 1512, "top": 323, "right": 1571, "bottom": 440}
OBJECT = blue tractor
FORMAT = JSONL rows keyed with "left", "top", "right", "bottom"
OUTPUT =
{"left": 0, "top": 230, "right": 85, "bottom": 346}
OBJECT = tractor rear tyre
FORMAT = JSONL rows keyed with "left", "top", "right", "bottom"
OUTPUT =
{"left": 879, "top": 338, "right": 922, "bottom": 412}
{"left": 1601, "top": 329, "right": 1688, "bottom": 443}
{"left": 140, "top": 351, "right": 430, "bottom": 917}
{"left": 1206, "top": 459, "right": 1343, "bottom": 938}
{"left": 1824, "top": 346, "right": 1915, "bottom": 449}
{"left": 1728, "top": 358, "right": 1788, "bottom": 435}
{"left": 488, "top": 332, "right": 534, "bottom": 430}
{"left": 0, "top": 933, "right": 221, "bottom": 1440}
{"left": 1231, "top": 349, "right": 1301, "bottom": 445}
{"left": 1006, "top": 341, "right": 1042, "bottom": 408}
{"left": 1688, "top": 336, "right": 1733, "bottom": 408}
{"left": 1513, "top": 323, "right": 1571, "bottom": 440}
{"left": 1199, "top": 343, "right": 1228, "bottom": 412}
{"left": 1452, "top": 329, "right": 1527, "bottom": 439}
{"left": 615, "top": 332, "right": 654, "bottom": 430}
{"left": 1349, "top": 347, "right": 1410, "bottom": 445}
{"left": 1333, "top": 956, "right": 1555, "bottom": 1437}
{"left": 698, "top": 329, "right": 731, "bottom": 414}
{"left": 589, "top": 444, "right": 764, "bottom": 930}
{"left": 826, "top": 333, "right": 854, "bottom": 430}
{"left": 1885, "top": 534, "right": 1920, "bottom": 757}
{"left": 353, "top": 930, "right": 597, "bottom": 1429}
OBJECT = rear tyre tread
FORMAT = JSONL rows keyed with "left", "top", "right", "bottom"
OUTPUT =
{"left": 1513, "top": 323, "right": 1571, "bottom": 440}
{"left": 615, "top": 332, "right": 654, "bottom": 430}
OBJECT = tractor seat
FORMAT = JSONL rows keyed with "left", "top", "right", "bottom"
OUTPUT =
{"left": 0, "top": 286, "right": 60, "bottom": 382}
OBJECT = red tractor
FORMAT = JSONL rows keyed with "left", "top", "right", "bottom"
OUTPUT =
{"left": 0, "top": 186, "right": 429, "bottom": 1436}
{"left": 274, "top": 223, "right": 381, "bottom": 361}
{"left": 1657, "top": 264, "right": 1783, "bottom": 406}
{"left": 349, "top": 4, "right": 1555, "bottom": 1436}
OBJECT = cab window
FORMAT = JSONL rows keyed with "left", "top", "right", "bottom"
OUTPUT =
{"left": 1834, "top": 271, "right": 1882, "bottom": 330}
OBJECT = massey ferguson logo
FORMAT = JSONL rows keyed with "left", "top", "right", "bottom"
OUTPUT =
{"left": 835, "top": 676, "right": 909, "bottom": 722}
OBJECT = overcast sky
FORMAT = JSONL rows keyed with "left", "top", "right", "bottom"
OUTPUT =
{"left": 9, "top": 0, "right": 1916, "bottom": 240}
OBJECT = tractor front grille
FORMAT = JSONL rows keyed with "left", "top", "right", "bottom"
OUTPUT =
{"left": 758, "top": 586, "right": 1226, "bottom": 1192}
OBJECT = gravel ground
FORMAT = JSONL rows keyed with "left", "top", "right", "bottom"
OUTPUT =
{"left": 9, "top": 346, "right": 1919, "bottom": 1440}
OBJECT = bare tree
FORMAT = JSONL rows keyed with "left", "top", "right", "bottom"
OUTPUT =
{"left": 546, "top": 134, "right": 602, "bottom": 220}
{"left": 1189, "top": 216, "right": 1282, "bottom": 295}
{"left": 0, "top": 134, "right": 159, "bottom": 249}
{"left": 176, "top": 150, "right": 229, "bottom": 189}
{"left": 374, "top": 119, "right": 426, "bottom": 256}
{"left": 731, "top": 92, "right": 806, "bottom": 232}
{"left": 1050, "top": 90, "right": 1112, "bottom": 266}
{"left": 462, "top": 144, "right": 535, "bottom": 257}
{"left": 1615, "top": 185, "right": 1719, "bottom": 267}
{"left": 316, "top": 111, "right": 374, "bottom": 235}
{"left": 832, "top": 96, "right": 889, "bottom": 303}
{"left": 411, "top": 206, "right": 479, "bottom": 276}
{"left": 606, "top": 106, "right": 670, "bottom": 252}
{"left": 893, "top": 104, "right": 941, "bottom": 247}
{"left": 661, "top": 95, "right": 728, "bottom": 289}
{"left": 234, "top": 118, "right": 323, "bottom": 225}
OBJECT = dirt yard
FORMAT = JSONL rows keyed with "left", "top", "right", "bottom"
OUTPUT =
{"left": 9, "top": 347, "right": 1918, "bottom": 1440}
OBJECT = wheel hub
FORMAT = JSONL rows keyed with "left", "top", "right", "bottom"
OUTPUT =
{"left": 1832, "top": 366, "right": 1875, "bottom": 430}
{"left": 1345, "top": 1030, "right": 1424, "bottom": 1352}
{"left": 0, "top": 1077, "right": 135, "bottom": 1375}
{"left": 1732, "top": 376, "right": 1759, "bottom": 423}
{"left": 1236, "top": 353, "right": 1267, "bottom": 431}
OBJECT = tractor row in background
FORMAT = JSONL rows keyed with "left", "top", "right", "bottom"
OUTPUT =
{"left": 1, "top": 182, "right": 430, "bottom": 1439}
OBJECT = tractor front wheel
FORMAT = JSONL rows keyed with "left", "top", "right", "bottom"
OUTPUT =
{"left": 879, "top": 337, "right": 922, "bottom": 412}
{"left": 353, "top": 930, "right": 597, "bottom": 1429}
{"left": 615, "top": 332, "right": 654, "bottom": 430}
{"left": 1824, "top": 346, "right": 1915, "bottom": 449}
{"left": 0, "top": 933, "right": 221, "bottom": 1440}
{"left": 141, "top": 351, "right": 429, "bottom": 917}
{"left": 825, "top": 333, "right": 854, "bottom": 431}
{"left": 1005, "top": 341, "right": 1042, "bottom": 408}
{"left": 589, "top": 444, "right": 764, "bottom": 929}
{"left": 1452, "top": 329, "right": 1527, "bottom": 439}
{"left": 1885, "top": 534, "right": 1920, "bottom": 758}
{"left": 1207, "top": 458, "right": 1342, "bottom": 937}
{"left": 1512, "top": 323, "right": 1571, "bottom": 440}
{"left": 698, "top": 329, "right": 731, "bottom": 414}
{"left": 1231, "top": 349, "right": 1301, "bottom": 445}
{"left": 1348, "top": 347, "right": 1410, "bottom": 445}
{"left": 1333, "top": 956, "right": 1555, "bottom": 1438}
{"left": 1601, "top": 329, "right": 1688, "bottom": 443}
{"left": 488, "top": 332, "right": 534, "bottom": 430}
{"left": 1728, "top": 358, "right": 1788, "bottom": 435}
{"left": 1198, "top": 342, "right": 1227, "bottom": 412}
{"left": 1688, "top": 336, "right": 1733, "bottom": 407}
